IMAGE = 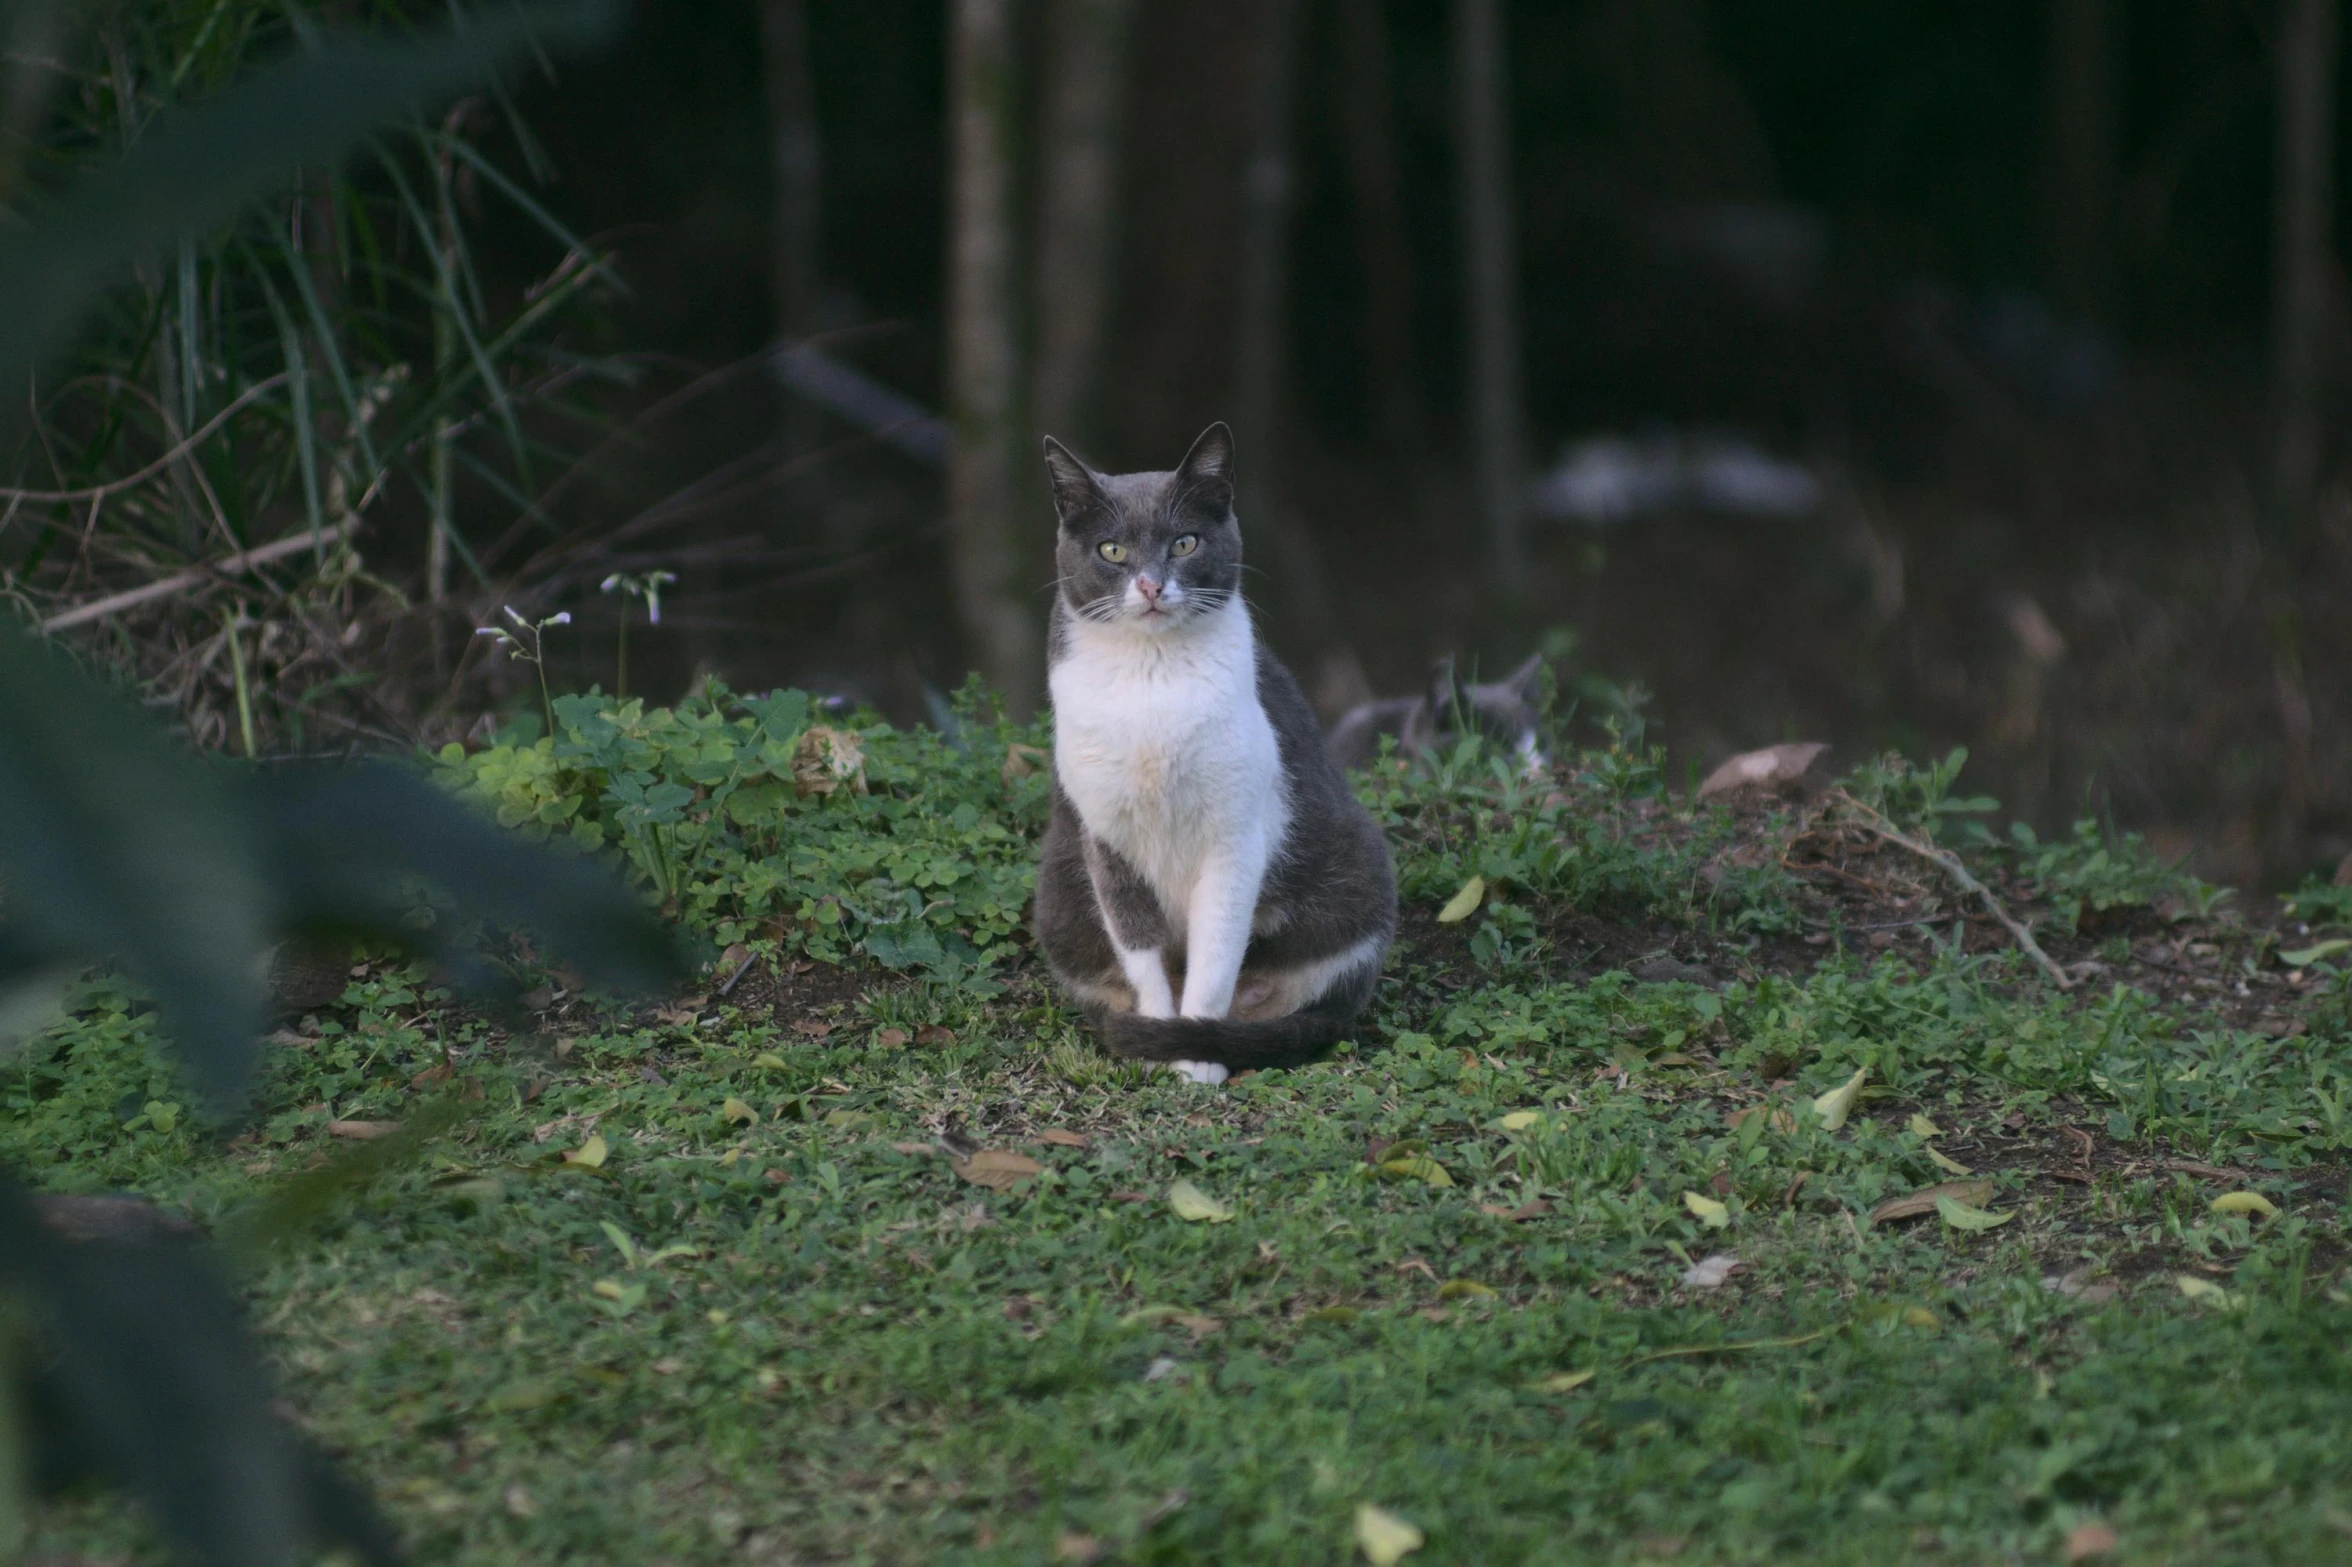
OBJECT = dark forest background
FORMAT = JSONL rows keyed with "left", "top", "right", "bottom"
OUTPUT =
{"left": 10, "top": 0, "right": 2352, "bottom": 889}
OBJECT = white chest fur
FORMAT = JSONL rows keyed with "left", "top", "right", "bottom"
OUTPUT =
{"left": 1049, "top": 597, "right": 1289, "bottom": 928}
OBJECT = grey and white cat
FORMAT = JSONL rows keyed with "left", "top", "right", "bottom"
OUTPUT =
{"left": 1032, "top": 424, "right": 1397, "bottom": 1084}
{"left": 1325, "top": 653, "right": 1546, "bottom": 771}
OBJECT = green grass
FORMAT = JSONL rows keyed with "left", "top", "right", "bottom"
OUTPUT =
{"left": 15, "top": 710, "right": 2352, "bottom": 1564}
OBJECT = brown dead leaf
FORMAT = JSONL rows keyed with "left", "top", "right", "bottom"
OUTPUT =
{"left": 791, "top": 725, "right": 868, "bottom": 796}
{"left": 1725, "top": 1106, "right": 1798, "bottom": 1134}
{"left": 1002, "top": 742, "right": 1049, "bottom": 783}
{"left": 890, "top": 1141, "right": 936, "bottom": 1156}
{"left": 1478, "top": 1199, "right": 1553, "bottom": 1221}
{"left": 1052, "top": 1531, "right": 1104, "bottom": 1565}
{"left": 952, "top": 1149, "right": 1043, "bottom": 1192}
{"left": 1869, "top": 1179, "right": 1994, "bottom": 1225}
{"left": 1695, "top": 742, "right": 1830, "bottom": 801}
{"left": 1173, "top": 1313, "right": 1222, "bottom": 1339}
{"left": 915, "top": 1024, "right": 958, "bottom": 1047}
{"left": 2065, "top": 1521, "right": 2120, "bottom": 1560}
{"left": 875, "top": 1028, "right": 909, "bottom": 1049}
{"left": 408, "top": 1062, "right": 453, "bottom": 1089}
{"left": 792, "top": 1019, "right": 833, "bottom": 1039}
{"left": 327, "top": 1120, "right": 402, "bottom": 1141}
{"left": 1038, "top": 1128, "right": 1089, "bottom": 1148}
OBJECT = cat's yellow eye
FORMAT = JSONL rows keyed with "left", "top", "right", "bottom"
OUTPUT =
{"left": 1169, "top": 534, "right": 1200, "bottom": 558}
{"left": 1097, "top": 541, "right": 1128, "bottom": 564}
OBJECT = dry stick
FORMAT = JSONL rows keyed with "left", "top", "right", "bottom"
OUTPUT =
{"left": 39, "top": 520, "right": 356, "bottom": 633}
{"left": 0, "top": 372, "right": 290, "bottom": 503}
{"left": 1833, "top": 791, "right": 2073, "bottom": 991}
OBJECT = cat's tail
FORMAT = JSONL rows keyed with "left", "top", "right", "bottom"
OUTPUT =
{"left": 1092, "top": 986, "right": 1367, "bottom": 1072}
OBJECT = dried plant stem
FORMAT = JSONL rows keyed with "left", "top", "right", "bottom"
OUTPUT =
{"left": 39, "top": 519, "right": 356, "bottom": 633}
{"left": 1834, "top": 791, "right": 2074, "bottom": 991}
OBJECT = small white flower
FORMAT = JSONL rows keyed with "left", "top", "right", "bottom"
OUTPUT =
{"left": 600, "top": 574, "right": 623, "bottom": 593}
{"left": 549, "top": 612, "right": 572, "bottom": 626}
{"left": 503, "top": 605, "right": 526, "bottom": 627}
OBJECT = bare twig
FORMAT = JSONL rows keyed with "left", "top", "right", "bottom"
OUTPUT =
{"left": 0, "top": 372, "right": 291, "bottom": 503}
{"left": 1832, "top": 790, "right": 2073, "bottom": 991}
{"left": 39, "top": 520, "right": 356, "bottom": 633}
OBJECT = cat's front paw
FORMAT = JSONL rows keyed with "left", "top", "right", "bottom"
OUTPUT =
{"left": 1168, "top": 1059, "right": 1230, "bottom": 1087}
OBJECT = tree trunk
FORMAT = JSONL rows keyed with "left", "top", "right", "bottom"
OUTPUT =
{"left": 1232, "top": 0, "right": 1367, "bottom": 715}
{"left": 2272, "top": 0, "right": 2339, "bottom": 536}
{"left": 1337, "top": 0, "right": 1427, "bottom": 457}
{"left": 762, "top": 0, "right": 824, "bottom": 347}
{"left": 2044, "top": 0, "right": 2114, "bottom": 321}
{"left": 1032, "top": 0, "right": 1134, "bottom": 450}
{"left": 1455, "top": 0, "right": 1528, "bottom": 599}
{"left": 946, "top": 0, "right": 1042, "bottom": 715}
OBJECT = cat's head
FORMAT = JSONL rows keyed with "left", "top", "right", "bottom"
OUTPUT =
{"left": 1427, "top": 653, "right": 1548, "bottom": 765}
{"left": 1044, "top": 423, "right": 1242, "bottom": 635}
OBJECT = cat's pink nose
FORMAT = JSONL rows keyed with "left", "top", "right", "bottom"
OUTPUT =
{"left": 1135, "top": 575, "right": 1163, "bottom": 604}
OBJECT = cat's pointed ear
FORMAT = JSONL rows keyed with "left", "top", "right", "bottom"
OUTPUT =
{"left": 1043, "top": 436, "right": 1105, "bottom": 527}
{"left": 1174, "top": 422, "right": 1236, "bottom": 515}
{"left": 1500, "top": 652, "right": 1546, "bottom": 703}
{"left": 1425, "top": 655, "right": 1462, "bottom": 717}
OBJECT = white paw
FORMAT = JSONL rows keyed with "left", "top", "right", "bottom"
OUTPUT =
{"left": 1169, "top": 1059, "right": 1230, "bottom": 1086}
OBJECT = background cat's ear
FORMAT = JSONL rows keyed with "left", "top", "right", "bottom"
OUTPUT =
{"left": 1173, "top": 422, "right": 1236, "bottom": 514}
{"left": 1042, "top": 436, "right": 1105, "bottom": 526}
{"left": 1424, "top": 655, "right": 1462, "bottom": 718}
{"left": 1500, "top": 652, "right": 1546, "bottom": 703}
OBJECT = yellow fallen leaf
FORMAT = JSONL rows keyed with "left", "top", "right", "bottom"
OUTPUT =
{"left": 1812, "top": 1066, "right": 1867, "bottom": 1131}
{"left": 1900, "top": 1305, "right": 1942, "bottom": 1330}
{"left": 1908, "top": 1113, "right": 1943, "bottom": 1138}
{"left": 1534, "top": 1368, "right": 1595, "bottom": 1393}
{"left": 1498, "top": 1110, "right": 1542, "bottom": 1132}
{"left": 1380, "top": 1154, "right": 1454, "bottom": 1187}
{"left": 563, "top": 1133, "right": 608, "bottom": 1169}
{"left": 1168, "top": 1179, "right": 1235, "bottom": 1223}
{"left": 1436, "top": 1279, "right": 1495, "bottom": 1300}
{"left": 1869, "top": 1180, "right": 1994, "bottom": 1225}
{"left": 720, "top": 1097, "right": 756, "bottom": 1126}
{"left": 952, "top": 1149, "right": 1042, "bottom": 1192}
{"left": 1683, "top": 1190, "right": 1731, "bottom": 1229}
{"left": 2209, "top": 1190, "right": 2279, "bottom": 1219}
{"left": 1934, "top": 1194, "right": 2012, "bottom": 1232}
{"left": 2175, "top": 1275, "right": 2238, "bottom": 1307}
{"left": 1926, "top": 1147, "right": 1974, "bottom": 1176}
{"left": 1436, "top": 875, "right": 1486, "bottom": 924}
{"left": 1354, "top": 1503, "right": 1425, "bottom": 1566}
{"left": 752, "top": 1052, "right": 788, "bottom": 1070}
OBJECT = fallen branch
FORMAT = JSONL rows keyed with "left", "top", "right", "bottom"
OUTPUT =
{"left": 1833, "top": 790, "right": 2072, "bottom": 991}
{"left": 38, "top": 520, "right": 356, "bottom": 634}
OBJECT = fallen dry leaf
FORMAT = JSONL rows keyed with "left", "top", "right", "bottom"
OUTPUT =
{"left": 1437, "top": 1279, "right": 1496, "bottom": 1300}
{"left": 1497, "top": 1110, "right": 1543, "bottom": 1131}
{"left": 1682, "top": 1191, "right": 1731, "bottom": 1229}
{"left": 1355, "top": 1503, "right": 1426, "bottom": 1565}
{"left": 1725, "top": 1106, "right": 1797, "bottom": 1134}
{"left": 720, "top": 1097, "right": 756, "bottom": 1126}
{"left": 915, "top": 1024, "right": 957, "bottom": 1047}
{"left": 1680, "top": 1253, "right": 1742, "bottom": 1288}
{"left": 1534, "top": 1368, "right": 1595, "bottom": 1393}
{"left": 1926, "top": 1146, "right": 1974, "bottom": 1176}
{"left": 2065, "top": 1521, "right": 2120, "bottom": 1560}
{"left": 2209, "top": 1190, "right": 2279, "bottom": 1219}
{"left": 1037, "top": 1128, "right": 1089, "bottom": 1148}
{"left": 1935, "top": 1194, "right": 2013, "bottom": 1232}
{"left": 1869, "top": 1180, "right": 1994, "bottom": 1225}
{"left": 791, "top": 725, "right": 868, "bottom": 796}
{"left": 1436, "top": 875, "right": 1485, "bottom": 924}
{"left": 952, "top": 1149, "right": 1042, "bottom": 1192}
{"left": 1478, "top": 1199, "right": 1552, "bottom": 1221}
{"left": 1812, "top": 1066, "right": 1868, "bottom": 1131}
{"left": 1168, "top": 1178, "right": 1235, "bottom": 1222}
{"left": 1695, "top": 741, "right": 1830, "bottom": 801}
{"left": 562, "top": 1133, "right": 608, "bottom": 1169}
{"left": 327, "top": 1120, "right": 402, "bottom": 1141}
{"left": 1052, "top": 1530, "right": 1104, "bottom": 1564}
{"left": 875, "top": 1028, "right": 909, "bottom": 1049}
{"left": 1002, "top": 742, "right": 1049, "bottom": 783}
{"left": 1907, "top": 1113, "right": 1943, "bottom": 1138}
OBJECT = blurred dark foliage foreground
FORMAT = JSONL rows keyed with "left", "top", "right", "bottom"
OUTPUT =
{"left": 0, "top": 3, "right": 695, "bottom": 1563}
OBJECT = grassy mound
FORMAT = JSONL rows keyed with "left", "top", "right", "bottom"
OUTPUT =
{"left": 15, "top": 689, "right": 2352, "bottom": 1564}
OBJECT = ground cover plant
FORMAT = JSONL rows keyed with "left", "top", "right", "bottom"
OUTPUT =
{"left": 14, "top": 687, "right": 2352, "bottom": 1565}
